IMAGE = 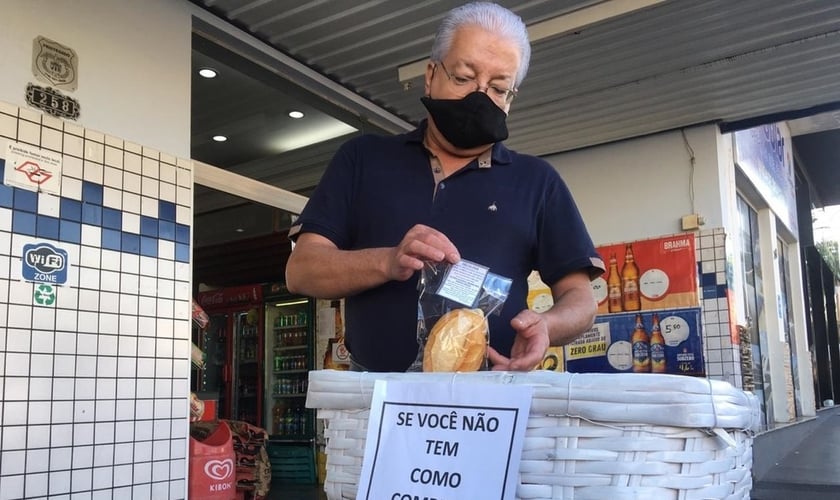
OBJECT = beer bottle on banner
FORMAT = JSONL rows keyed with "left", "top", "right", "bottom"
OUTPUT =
{"left": 323, "top": 301, "right": 338, "bottom": 369}
{"left": 631, "top": 313, "right": 650, "bottom": 373}
{"left": 607, "top": 253, "right": 623, "bottom": 313}
{"left": 323, "top": 300, "right": 349, "bottom": 370}
{"left": 650, "top": 313, "right": 666, "bottom": 373}
{"left": 621, "top": 243, "right": 641, "bottom": 311}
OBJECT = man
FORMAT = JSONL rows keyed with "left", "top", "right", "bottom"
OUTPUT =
{"left": 286, "top": 2, "right": 604, "bottom": 372}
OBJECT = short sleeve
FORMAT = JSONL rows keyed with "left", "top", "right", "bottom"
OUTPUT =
{"left": 287, "top": 138, "right": 358, "bottom": 249}
{"left": 536, "top": 171, "right": 605, "bottom": 285}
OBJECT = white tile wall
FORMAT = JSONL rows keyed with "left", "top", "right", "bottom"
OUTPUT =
{"left": 696, "top": 227, "right": 743, "bottom": 388}
{"left": 0, "top": 102, "right": 191, "bottom": 498}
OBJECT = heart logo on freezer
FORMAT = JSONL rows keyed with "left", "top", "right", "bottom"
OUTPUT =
{"left": 204, "top": 459, "right": 233, "bottom": 480}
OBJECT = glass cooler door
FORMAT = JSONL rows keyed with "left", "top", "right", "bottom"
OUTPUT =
{"left": 264, "top": 296, "right": 314, "bottom": 440}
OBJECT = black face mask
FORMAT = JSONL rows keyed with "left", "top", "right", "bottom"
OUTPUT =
{"left": 421, "top": 91, "right": 509, "bottom": 149}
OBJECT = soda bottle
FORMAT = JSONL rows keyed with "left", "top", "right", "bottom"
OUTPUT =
{"left": 273, "top": 402, "right": 283, "bottom": 434}
{"left": 285, "top": 407, "right": 297, "bottom": 436}
{"left": 299, "top": 407, "right": 308, "bottom": 435}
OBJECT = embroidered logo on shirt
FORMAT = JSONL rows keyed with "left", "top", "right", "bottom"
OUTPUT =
{"left": 487, "top": 202, "right": 498, "bottom": 213}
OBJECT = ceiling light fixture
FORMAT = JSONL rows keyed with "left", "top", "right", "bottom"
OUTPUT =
{"left": 212, "top": 135, "right": 227, "bottom": 142}
{"left": 288, "top": 110, "right": 304, "bottom": 119}
{"left": 198, "top": 68, "right": 218, "bottom": 78}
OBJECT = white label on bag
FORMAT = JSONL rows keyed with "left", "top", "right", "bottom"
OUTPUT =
{"left": 437, "top": 260, "right": 489, "bottom": 307}
{"left": 357, "top": 380, "right": 532, "bottom": 500}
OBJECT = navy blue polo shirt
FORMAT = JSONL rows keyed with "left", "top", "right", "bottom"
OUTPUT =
{"left": 290, "top": 121, "right": 603, "bottom": 372}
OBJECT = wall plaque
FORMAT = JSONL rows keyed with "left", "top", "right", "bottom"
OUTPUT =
{"left": 32, "top": 35, "right": 78, "bottom": 91}
{"left": 25, "top": 83, "right": 80, "bottom": 120}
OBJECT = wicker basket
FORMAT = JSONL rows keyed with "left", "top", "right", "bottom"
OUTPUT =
{"left": 306, "top": 370, "right": 760, "bottom": 500}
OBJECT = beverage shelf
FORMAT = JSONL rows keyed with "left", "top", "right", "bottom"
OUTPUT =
{"left": 274, "top": 345, "right": 307, "bottom": 352}
{"left": 273, "top": 324, "right": 308, "bottom": 330}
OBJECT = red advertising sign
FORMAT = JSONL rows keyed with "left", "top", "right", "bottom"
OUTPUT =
{"left": 197, "top": 284, "right": 263, "bottom": 311}
{"left": 591, "top": 233, "right": 698, "bottom": 315}
{"left": 571, "top": 233, "right": 704, "bottom": 376}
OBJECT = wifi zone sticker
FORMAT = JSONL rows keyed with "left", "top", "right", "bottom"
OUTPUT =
{"left": 22, "top": 242, "right": 68, "bottom": 285}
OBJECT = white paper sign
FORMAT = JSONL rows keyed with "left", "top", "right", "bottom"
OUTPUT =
{"left": 4, "top": 142, "right": 63, "bottom": 194}
{"left": 436, "top": 259, "right": 489, "bottom": 307}
{"left": 357, "top": 380, "right": 532, "bottom": 500}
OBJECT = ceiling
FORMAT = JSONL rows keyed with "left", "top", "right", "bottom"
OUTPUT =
{"left": 189, "top": 0, "right": 840, "bottom": 248}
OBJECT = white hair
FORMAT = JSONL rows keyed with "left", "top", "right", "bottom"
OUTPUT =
{"left": 430, "top": 2, "right": 531, "bottom": 88}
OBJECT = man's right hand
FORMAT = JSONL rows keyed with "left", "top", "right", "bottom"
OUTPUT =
{"left": 388, "top": 224, "right": 460, "bottom": 282}
{"left": 286, "top": 225, "right": 460, "bottom": 299}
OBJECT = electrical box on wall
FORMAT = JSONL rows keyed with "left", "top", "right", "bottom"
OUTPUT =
{"left": 681, "top": 214, "right": 705, "bottom": 231}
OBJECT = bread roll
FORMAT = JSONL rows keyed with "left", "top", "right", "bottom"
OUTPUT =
{"left": 423, "top": 308, "right": 488, "bottom": 372}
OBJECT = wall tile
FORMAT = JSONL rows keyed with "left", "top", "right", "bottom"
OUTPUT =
{"left": 18, "top": 119, "right": 41, "bottom": 146}
{"left": 0, "top": 112, "right": 17, "bottom": 139}
{"left": 0, "top": 102, "right": 191, "bottom": 496}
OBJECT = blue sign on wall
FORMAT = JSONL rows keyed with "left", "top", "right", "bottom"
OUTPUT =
{"left": 565, "top": 307, "right": 705, "bottom": 376}
{"left": 22, "top": 242, "right": 68, "bottom": 285}
{"left": 734, "top": 124, "right": 797, "bottom": 234}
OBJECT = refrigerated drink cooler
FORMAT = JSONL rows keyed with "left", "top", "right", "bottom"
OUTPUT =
{"left": 263, "top": 283, "right": 315, "bottom": 440}
{"left": 195, "top": 284, "right": 265, "bottom": 427}
{"left": 262, "top": 282, "right": 318, "bottom": 484}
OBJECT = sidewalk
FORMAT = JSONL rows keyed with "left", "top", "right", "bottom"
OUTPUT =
{"left": 751, "top": 405, "right": 840, "bottom": 499}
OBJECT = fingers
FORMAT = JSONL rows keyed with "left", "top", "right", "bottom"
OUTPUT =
{"left": 403, "top": 224, "right": 460, "bottom": 263}
{"left": 486, "top": 346, "right": 508, "bottom": 368}
{"left": 390, "top": 225, "right": 460, "bottom": 281}
{"left": 488, "top": 345, "right": 541, "bottom": 372}
{"left": 511, "top": 310, "right": 541, "bottom": 333}
{"left": 488, "top": 311, "right": 551, "bottom": 371}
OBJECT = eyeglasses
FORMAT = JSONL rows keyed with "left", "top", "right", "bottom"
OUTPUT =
{"left": 436, "top": 61, "right": 518, "bottom": 104}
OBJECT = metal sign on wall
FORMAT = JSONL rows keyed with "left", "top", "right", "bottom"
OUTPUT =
{"left": 26, "top": 36, "right": 80, "bottom": 120}
{"left": 32, "top": 36, "right": 78, "bottom": 91}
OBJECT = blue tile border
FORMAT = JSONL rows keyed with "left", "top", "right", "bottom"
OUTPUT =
{"left": 0, "top": 180, "right": 189, "bottom": 262}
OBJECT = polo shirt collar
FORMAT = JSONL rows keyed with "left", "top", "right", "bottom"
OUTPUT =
{"left": 408, "top": 119, "right": 513, "bottom": 166}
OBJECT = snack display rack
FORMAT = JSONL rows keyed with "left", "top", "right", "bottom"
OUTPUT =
{"left": 306, "top": 370, "right": 760, "bottom": 500}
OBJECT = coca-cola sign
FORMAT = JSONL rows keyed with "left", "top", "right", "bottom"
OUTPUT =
{"left": 197, "top": 284, "right": 263, "bottom": 309}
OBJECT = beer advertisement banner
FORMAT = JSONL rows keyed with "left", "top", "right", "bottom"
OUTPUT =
{"left": 565, "top": 308, "right": 705, "bottom": 376}
{"left": 526, "top": 271, "right": 566, "bottom": 372}
{"left": 591, "top": 233, "right": 699, "bottom": 315}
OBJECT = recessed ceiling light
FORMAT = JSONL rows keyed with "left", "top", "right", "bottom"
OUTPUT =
{"left": 288, "top": 110, "right": 304, "bottom": 119}
{"left": 212, "top": 135, "right": 227, "bottom": 142}
{"left": 235, "top": 228, "right": 244, "bottom": 233}
{"left": 199, "top": 68, "right": 218, "bottom": 78}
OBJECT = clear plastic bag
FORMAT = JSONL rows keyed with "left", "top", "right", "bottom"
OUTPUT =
{"left": 408, "top": 259, "right": 512, "bottom": 372}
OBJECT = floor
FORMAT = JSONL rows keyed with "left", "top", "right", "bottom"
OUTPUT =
{"left": 751, "top": 405, "right": 840, "bottom": 499}
{"left": 266, "top": 483, "right": 326, "bottom": 500}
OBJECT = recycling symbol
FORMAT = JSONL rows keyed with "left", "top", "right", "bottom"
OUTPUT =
{"left": 34, "top": 284, "right": 56, "bottom": 306}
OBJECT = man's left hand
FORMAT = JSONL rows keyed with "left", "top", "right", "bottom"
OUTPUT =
{"left": 487, "top": 309, "right": 550, "bottom": 371}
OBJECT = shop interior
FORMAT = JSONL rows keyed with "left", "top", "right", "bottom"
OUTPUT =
{"left": 190, "top": 33, "right": 362, "bottom": 288}
{"left": 188, "top": 32, "right": 365, "bottom": 490}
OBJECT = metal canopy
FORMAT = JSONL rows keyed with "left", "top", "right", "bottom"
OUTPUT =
{"left": 189, "top": 0, "right": 840, "bottom": 227}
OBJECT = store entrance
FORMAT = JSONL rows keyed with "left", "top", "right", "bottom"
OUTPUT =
{"left": 187, "top": 30, "right": 360, "bottom": 494}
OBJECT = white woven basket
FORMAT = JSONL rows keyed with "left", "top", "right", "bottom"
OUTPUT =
{"left": 306, "top": 370, "right": 760, "bottom": 500}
